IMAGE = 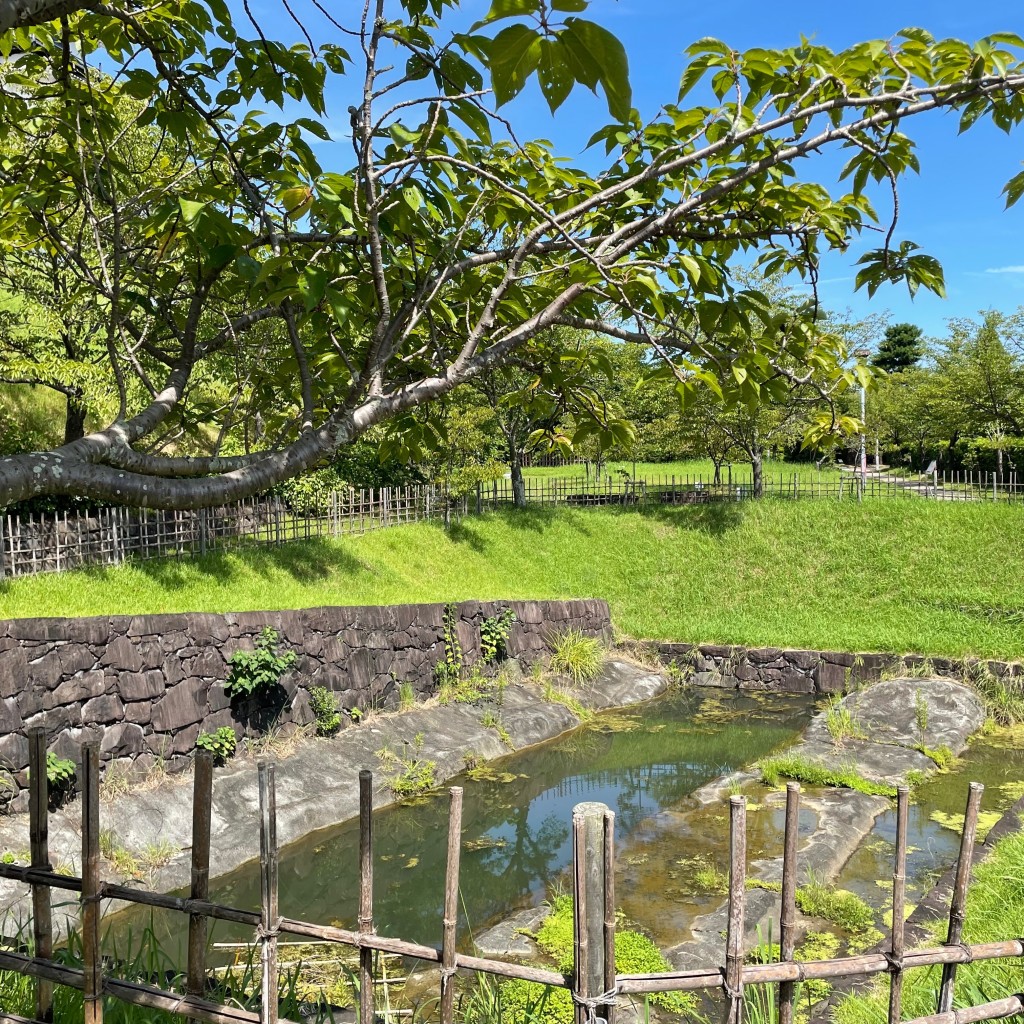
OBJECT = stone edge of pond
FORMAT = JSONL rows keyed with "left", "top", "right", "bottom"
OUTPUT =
{"left": 813, "top": 791, "right": 1024, "bottom": 1023}
{"left": 0, "top": 657, "right": 670, "bottom": 932}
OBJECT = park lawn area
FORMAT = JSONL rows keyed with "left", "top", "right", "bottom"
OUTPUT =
{"left": 522, "top": 458, "right": 843, "bottom": 481}
{"left": 1, "top": 500, "right": 1023, "bottom": 660}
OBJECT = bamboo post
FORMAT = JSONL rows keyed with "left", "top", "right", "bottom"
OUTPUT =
{"left": 359, "top": 769, "right": 375, "bottom": 1024}
{"left": 258, "top": 761, "right": 279, "bottom": 1024}
{"left": 187, "top": 750, "right": 215, "bottom": 1021}
{"left": 724, "top": 795, "right": 747, "bottom": 1024}
{"left": 440, "top": 787, "right": 464, "bottom": 1024}
{"left": 573, "top": 802, "right": 613, "bottom": 1024}
{"left": 81, "top": 741, "right": 103, "bottom": 1024}
{"left": 603, "top": 809, "right": 617, "bottom": 1024}
{"left": 778, "top": 783, "right": 800, "bottom": 1024}
{"left": 28, "top": 728, "right": 53, "bottom": 1022}
{"left": 937, "top": 783, "right": 984, "bottom": 1014}
{"left": 888, "top": 786, "right": 910, "bottom": 1024}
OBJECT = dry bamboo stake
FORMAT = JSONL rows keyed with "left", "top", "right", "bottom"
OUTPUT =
{"left": 888, "top": 786, "right": 910, "bottom": 1024}
{"left": 603, "top": 809, "right": 617, "bottom": 1024}
{"left": 723, "top": 795, "right": 747, "bottom": 1024}
{"left": 938, "top": 783, "right": 984, "bottom": 1014}
{"left": 440, "top": 787, "right": 464, "bottom": 1024}
{"left": 188, "top": 751, "right": 215, "bottom": 1023}
{"left": 778, "top": 783, "right": 800, "bottom": 1024}
{"left": 28, "top": 729, "right": 53, "bottom": 1023}
{"left": 359, "top": 769, "right": 375, "bottom": 1024}
{"left": 572, "top": 809, "right": 589, "bottom": 1024}
{"left": 258, "top": 761, "right": 280, "bottom": 1024}
{"left": 81, "top": 741, "right": 102, "bottom": 1024}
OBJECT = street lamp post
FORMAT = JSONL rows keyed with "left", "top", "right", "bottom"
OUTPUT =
{"left": 855, "top": 348, "right": 872, "bottom": 499}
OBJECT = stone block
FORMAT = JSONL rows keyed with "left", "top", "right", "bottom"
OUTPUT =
{"left": 820, "top": 650, "right": 856, "bottom": 667}
{"left": 51, "top": 671, "right": 107, "bottom": 705}
{"left": 185, "top": 613, "right": 232, "bottom": 644}
{"left": 119, "top": 671, "right": 166, "bottom": 702}
{"left": 814, "top": 660, "right": 849, "bottom": 694}
{"left": 7, "top": 619, "right": 67, "bottom": 641}
{"left": 0, "top": 696, "right": 24, "bottom": 733}
{"left": 348, "top": 648, "right": 374, "bottom": 689}
{"left": 24, "top": 706, "right": 76, "bottom": 738}
{"left": 0, "top": 646, "right": 28, "bottom": 699}
{"left": 151, "top": 678, "right": 209, "bottom": 732}
{"left": 28, "top": 651, "right": 63, "bottom": 689}
{"left": 63, "top": 618, "right": 110, "bottom": 645}
{"left": 125, "top": 701, "right": 152, "bottom": 725}
{"left": 785, "top": 650, "right": 820, "bottom": 671}
{"left": 0, "top": 732, "right": 29, "bottom": 771}
{"left": 57, "top": 645, "right": 96, "bottom": 677}
{"left": 170, "top": 722, "right": 201, "bottom": 755}
{"left": 100, "top": 636, "right": 143, "bottom": 673}
{"left": 100, "top": 722, "right": 145, "bottom": 758}
{"left": 208, "top": 685, "right": 231, "bottom": 712}
{"left": 183, "top": 648, "right": 225, "bottom": 679}
{"left": 136, "top": 641, "right": 165, "bottom": 671}
{"left": 17, "top": 687, "right": 45, "bottom": 718}
{"left": 82, "top": 693, "right": 125, "bottom": 724}
{"left": 291, "top": 689, "right": 315, "bottom": 727}
{"left": 128, "top": 614, "right": 185, "bottom": 637}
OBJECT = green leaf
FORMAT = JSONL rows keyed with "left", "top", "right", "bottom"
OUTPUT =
{"left": 298, "top": 267, "right": 328, "bottom": 311}
{"left": 478, "top": 0, "right": 539, "bottom": 25}
{"left": 178, "top": 199, "right": 207, "bottom": 224}
{"left": 1003, "top": 169, "right": 1024, "bottom": 209}
{"left": 562, "top": 19, "right": 632, "bottom": 121}
{"left": 488, "top": 23, "right": 543, "bottom": 105}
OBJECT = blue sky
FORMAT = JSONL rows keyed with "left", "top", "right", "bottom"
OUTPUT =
{"left": 257, "top": 0, "right": 1024, "bottom": 342}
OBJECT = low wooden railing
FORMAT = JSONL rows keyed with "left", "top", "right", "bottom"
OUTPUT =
{"left": 0, "top": 726, "right": 1020, "bottom": 1024}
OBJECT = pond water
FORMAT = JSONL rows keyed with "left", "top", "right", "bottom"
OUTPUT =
{"left": 111, "top": 688, "right": 1024, "bottom": 967}
{"left": 119, "top": 687, "right": 816, "bottom": 959}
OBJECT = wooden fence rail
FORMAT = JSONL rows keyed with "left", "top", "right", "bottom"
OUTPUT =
{"left": 0, "top": 726, "right": 1021, "bottom": 1024}
{"left": 2, "top": 469, "right": 1023, "bottom": 580}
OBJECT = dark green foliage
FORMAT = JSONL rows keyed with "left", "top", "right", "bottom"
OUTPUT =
{"left": 872, "top": 323, "right": 925, "bottom": 373}
{"left": 195, "top": 727, "right": 237, "bottom": 765}
{"left": 480, "top": 608, "right": 516, "bottom": 663}
{"left": 435, "top": 603, "right": 464, "bottom": 687}
{"left": 309, "top": 686, "right": 342, "bottom": 736}
{"left": 224, "top": 627, "right": 297, "bottom": 701}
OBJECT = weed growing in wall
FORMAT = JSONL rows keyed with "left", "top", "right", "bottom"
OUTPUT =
{"left": 480, "top": 608, "right": 516, "bottom": 663}
{"left": 196, "top": 727, "right": 238, "bottom": 765}
{"left": 309, "top": 687, "right": 342, "bottom": 736}
{"left": 224, "top": 627, "right": 297, "bottom": 701}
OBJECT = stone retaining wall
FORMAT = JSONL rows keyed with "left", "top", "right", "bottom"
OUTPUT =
{"left": 0, "top": 599, "right": 611, "bottom": 810}
{"left": 656, "top": 642, "right": 1023, "bottom": 693}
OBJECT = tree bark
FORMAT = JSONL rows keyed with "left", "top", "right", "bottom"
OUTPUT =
{"left": 63, "top": 395, "right": 87, "bottom": 445}
{"left": 510, "top": 444, "right": 526, "bottom": 508}
{"left": 751, "top": 448, "right": 764, "bottom": 499}
{"left": 712, "top": 459, "right": 722, "bottom": 486}
{"left": 0, "top": 0, "right": 86, "bottom": 32}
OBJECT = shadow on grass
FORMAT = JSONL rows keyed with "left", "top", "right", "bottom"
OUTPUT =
{"left": 598, "top": 499, "right": 746, "bottom": 537}
{"left": 131, "top": 536, "right": 367, "bottom": 588}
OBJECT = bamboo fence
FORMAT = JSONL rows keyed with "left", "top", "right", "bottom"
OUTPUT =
{"left": 0, "top": 728, "right": 1021, "bottom": 1024}
{"left": 1, "top": 468, "right": 1022, "bottom": 580}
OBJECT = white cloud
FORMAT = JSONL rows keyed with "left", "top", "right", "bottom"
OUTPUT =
{"left": 985, "top": 265, "right": 1024, "bottom": 274}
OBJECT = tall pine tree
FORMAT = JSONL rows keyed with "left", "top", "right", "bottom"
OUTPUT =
{"left": 873, "top": 324, "right": 925, "bottom": 373}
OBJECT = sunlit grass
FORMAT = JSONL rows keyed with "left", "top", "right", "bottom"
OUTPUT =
{"left": 522, "top": 458, "right": 843, "bottom": 480}
{"left": 2, "top": 500, "right": 1023, "bottom": 659}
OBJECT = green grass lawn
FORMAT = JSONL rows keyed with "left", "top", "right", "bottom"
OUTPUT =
{"left": 2, "top": 500, "right": 1023, "bottom": 659}
{"left": 523, "top": 458, "right": 842, "bottom": 481}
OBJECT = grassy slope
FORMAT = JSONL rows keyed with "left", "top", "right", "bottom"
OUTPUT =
{"left": 2, "top": 500, "right": 1023, "bottom": 659}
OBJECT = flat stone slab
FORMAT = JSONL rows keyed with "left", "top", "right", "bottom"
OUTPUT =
{"left": 0, "top": 658, "right": 667, "bottom": 931}
{"left": 473, "top": 905, "right": 547, "bottom": 958}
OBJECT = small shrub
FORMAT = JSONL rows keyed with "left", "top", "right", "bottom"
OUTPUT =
{"left": 549, "top": 629, "right": 605, "bottom": 685}
{"left": 309, "top": 687, "right": 342, "bottom": 736}
{"left": 347, "top": 706, "right": 364, "bottom": 723}
{"left": 196, "top": 726, "right": 237, "bottom": 765}
{"left": 481, "top": 608, "right": 517, "bottom": 663}
{"left": 224, "top": 627, "right": 297, "bottom": 701}
{"left": 36, "top": 752, "right": 77, "bottom": 807}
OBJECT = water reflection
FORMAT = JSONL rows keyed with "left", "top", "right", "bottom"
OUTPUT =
{"left": 114, "top": 688, "right": 815, "bottom": 960}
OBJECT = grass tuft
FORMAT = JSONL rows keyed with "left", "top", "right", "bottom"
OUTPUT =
{"left": 759, "top": 754, "right": 897, "bottom": 797}
{"left": 548, "top": 628, "right": 605, "bottom": 685}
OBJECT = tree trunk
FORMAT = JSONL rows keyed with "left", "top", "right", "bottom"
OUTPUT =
{"left": 510, "top": 446, "right": 526, "bottom": 509}
{"left": 712, "top": 459, "right": 722, "bottom": 486}
{"left": 751, "top": 449, "right": 764, "bottom": 499}
{"left": 63, "top": 395, "right": 87, "bottom": 445}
